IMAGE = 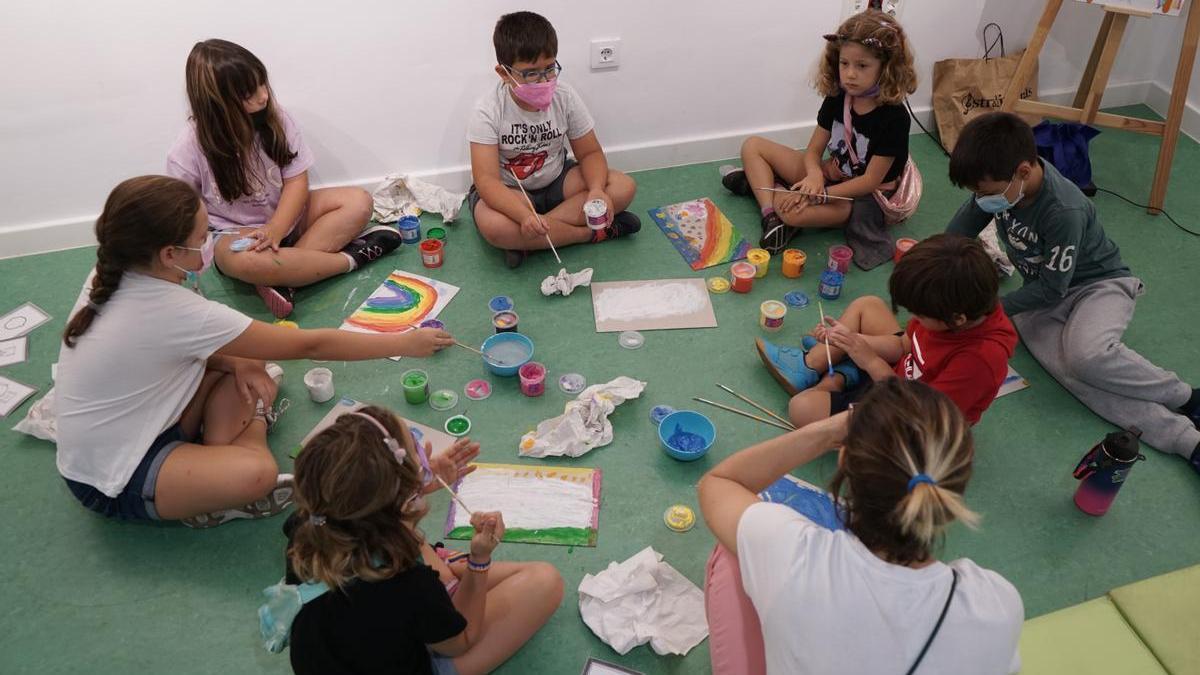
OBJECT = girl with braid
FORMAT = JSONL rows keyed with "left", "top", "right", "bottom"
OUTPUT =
{"left": 699, "top": 379, "right": 1023, "bottom": 674}
{"left": 55, "top": 176, "right": 453, "bottom": 528}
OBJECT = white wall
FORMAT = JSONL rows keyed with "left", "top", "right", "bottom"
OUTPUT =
{"left": 0, "top": 0, "right": 1177, "bottom": 257}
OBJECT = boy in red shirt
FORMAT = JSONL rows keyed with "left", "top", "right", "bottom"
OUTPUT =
{"left": 757, "top": 234, "right": 1017, "bottom": 426}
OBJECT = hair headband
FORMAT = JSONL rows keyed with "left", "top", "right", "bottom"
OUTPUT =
{"left": 348, "top": 411, "right": 404, "bottom": 460}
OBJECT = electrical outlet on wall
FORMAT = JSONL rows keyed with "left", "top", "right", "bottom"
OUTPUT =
{"left": 590, "top": 39, "right": 620, "bottom": 70}
{"left": 841, "top": 0, "right": 906, "bottom": 20}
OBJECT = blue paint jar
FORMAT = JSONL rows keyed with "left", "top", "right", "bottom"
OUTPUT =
{"left": 818, "top": 270, "right": 844, "bottom": 300}
{"left": 398, "top": 215, "right": 421, "bottom": 245}
{"left": 488, "top": 295, "right": 514, "bottom": 314}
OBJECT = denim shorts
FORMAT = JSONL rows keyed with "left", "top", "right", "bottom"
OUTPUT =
{"left": 64, "top": 423, "right": 190, "bottom": 521}
{"left": 466, "top": 157, "right": 578, "bottom": 218}
{"left": 427, "top": 648, "right": 460, "bottom": 675}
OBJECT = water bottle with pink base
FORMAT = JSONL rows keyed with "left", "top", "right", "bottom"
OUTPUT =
{"left": 1072, "top": 427, "right": 1145, "bottom": 516}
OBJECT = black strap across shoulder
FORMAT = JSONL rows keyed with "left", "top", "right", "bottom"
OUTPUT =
{"left": 905, "top": 568, "right": 959, "bottom": 675}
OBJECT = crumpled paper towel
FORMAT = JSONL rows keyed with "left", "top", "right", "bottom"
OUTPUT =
{"left": 980, "top": 220, "right": 1015, "bottom": 277}
{"left": 12, "top": 387, "right": 56, "bottom": 441}
{"left": 518, "top": 376, "right": 645, "bottom": 458}
{"left": 370, "top": 173, "right": 467, "bottom": 224}
{"left": 578, "top": 546, "right": 709, "bottom": 656}
{"left": 540, "top": 267, "right": 593, "bottom": 297}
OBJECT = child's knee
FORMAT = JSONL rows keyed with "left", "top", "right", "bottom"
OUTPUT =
{"left": 740, "top": 135, "right": 766, "bottom": 156}
{"left": 607, "top": 171, "right": 637, "bottom": 203}
{"left": 235, "top": 451, "right": 280, "bottom": 501}
{"left": 349, "top": 188, "right": 373, "bottom": 223}
{"left": 788, "top": 392, "right": 827, "bottom": 427}
{"left": 850, "top": 295, "right": 889, "bottom": 314}
{"left": 1063, "top": 341, "right": 1114, "bottom": 380}
{"left": 473, "top": 209, "right": 517, "bottom": 247}
{"left": 529, "top": 562, "right": 565, "bottom": 605}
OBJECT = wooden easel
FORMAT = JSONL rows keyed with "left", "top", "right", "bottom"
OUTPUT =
{"left": 1000, "top": 0, "right": 1200, "bottom": 213}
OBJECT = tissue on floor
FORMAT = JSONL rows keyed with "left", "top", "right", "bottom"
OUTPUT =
{"left": 371, "top": 174, "right": 467, "bottom": 224}
{"left": 518, "top": 376, "right": 645, "bottom": 458}
{"left": 578, "top": 546, "right": 709, "bottom": 656}
{"left": 540, "top": 267, "right": 594, "bottom": 297}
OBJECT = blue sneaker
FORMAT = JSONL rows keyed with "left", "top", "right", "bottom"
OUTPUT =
{"left": 756, "top": 338, "right": 820, "bottom": 396}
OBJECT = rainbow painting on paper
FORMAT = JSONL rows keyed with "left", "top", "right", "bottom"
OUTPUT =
{"left": 649, "top": 198, "right": 751, "bottom": 270}
{"left": 341, "top": 270, "right": 459, "bottom": 335}
{"left": 444, "top": 463, "right": 601, "bottom": 547}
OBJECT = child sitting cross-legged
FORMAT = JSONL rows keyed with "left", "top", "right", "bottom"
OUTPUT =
{"left": 281, "top": 406, "right": 564, "bottom": 675}
{"left": 467, "top": 11, "right": 640, "bottom": 268}
{"left": 757, "top": 234, "right": 1017, "bottom": 428}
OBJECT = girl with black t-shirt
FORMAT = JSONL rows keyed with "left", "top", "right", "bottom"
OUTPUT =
{"left": 721, "top": 9, "right": 918, "bottom": 254}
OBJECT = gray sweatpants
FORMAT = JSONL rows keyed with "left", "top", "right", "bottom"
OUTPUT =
{"left": 1012, "top": 276, "right": 1199, "bottom": 458}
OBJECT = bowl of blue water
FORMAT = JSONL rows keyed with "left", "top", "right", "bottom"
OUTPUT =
{"left": 479, "top": 332, "right": 534, "bottom": 377}
{"left": 658, "top": 410, "right": 716, "bottom": 461}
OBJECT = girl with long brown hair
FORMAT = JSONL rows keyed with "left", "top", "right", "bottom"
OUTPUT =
{"left": 167, "top": 39, "right": 399, "bottom": 318}
{"left": 698, "top": 379, "right": 1022, "bottom": 674}
{"left": 280, "top": 405, "right": 563, "bottom": 675}
{"left": 56, "top": 176, "right": 453, "bottom": 528}
{"left": 720, "top": 9, "right": 919, "bottom": 256}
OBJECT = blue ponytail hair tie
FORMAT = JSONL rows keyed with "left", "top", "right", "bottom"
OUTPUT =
{"left": 907, "top": 473, "right": 936, "bottom": 492}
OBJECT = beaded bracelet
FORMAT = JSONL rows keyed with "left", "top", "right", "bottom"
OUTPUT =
{"left": 467, "top": 557, "right": 492, "bottom": 573}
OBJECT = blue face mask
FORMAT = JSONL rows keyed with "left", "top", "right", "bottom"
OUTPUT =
{"left": 975, "top": 178, "right": 1024, "bottom": 214}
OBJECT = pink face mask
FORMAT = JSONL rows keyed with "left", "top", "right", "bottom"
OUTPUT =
{"left": 509, "top": 77, "right": 557, "bottom": 111}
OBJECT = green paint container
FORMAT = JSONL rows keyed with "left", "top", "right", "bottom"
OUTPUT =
{"left": 402, "top": 369, "right": 430, "bottom": 405}
{"left": 427, "top": 227, "right": 447, "bottom": 243}
{"left": 445, "top": 414, "right": 471, "bottom": 437}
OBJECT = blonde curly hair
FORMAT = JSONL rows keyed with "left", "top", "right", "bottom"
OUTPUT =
{"left": 814, "top": 9, "right": 917, "bottom": 105}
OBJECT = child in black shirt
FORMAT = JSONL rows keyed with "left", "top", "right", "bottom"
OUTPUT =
{"left": 283, "top": 406, "right": 563, "bottom": 675}
{"left": 721, "top": 9, "right": 917, "bottom": 256}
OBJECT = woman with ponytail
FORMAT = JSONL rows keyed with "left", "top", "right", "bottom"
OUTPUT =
{"left": 56, "top": 176, "right": 454, "bottom": 528}
{"left": 279, "top": 405, "right": 563, "bottom": 675}
{"left": 698, "top": 379, "right": 1022, "bottom": 674}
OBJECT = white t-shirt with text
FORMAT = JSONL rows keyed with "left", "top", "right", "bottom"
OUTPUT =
{"left": 56, "top": 272, "right": 252, "bottom": 496}
{"left": 467, "top": 80, "right": 595, "bottom": 190}
{"left": 737, "top": 502, "right": 1023, "bottom": 675}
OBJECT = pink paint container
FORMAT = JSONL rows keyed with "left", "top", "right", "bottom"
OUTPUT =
{"left": 519, "top": 361, "right": 546, "bottom": 397}
{"left": 584, "top": 199, "right": 610, "bottom": 230}
{"left": 828, "top": 244, "right": 853, "bottom": 273}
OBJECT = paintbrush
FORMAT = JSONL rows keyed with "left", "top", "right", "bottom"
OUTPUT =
{"left": 437, "top": 471, "right": 501, "bottom": 545}
{"left": 693, "top": 397, "right": 794, "bottom": 431}
{"left": 817, "top": 301, "right": 835, "bottom": 378}
{"left": 456, "top": 341, "right": 511, "bottom": 366}
{"left": 717, "top": 384, "right": 796, "bottom": 430}
{"left": 507, "top": 167, "right": 563, "bottom": 264}
{"left": 755, "top": 187, "right": 854, "bottom": 201}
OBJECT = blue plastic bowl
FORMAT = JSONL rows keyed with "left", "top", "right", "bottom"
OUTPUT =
{"left": 479, "top": 332, "right": 534, "bottom": 377}
{"left": 658, "top": 410, "right": 716, "bottom": 461}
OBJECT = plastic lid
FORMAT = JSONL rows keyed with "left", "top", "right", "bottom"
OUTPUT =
{"left": 664, "top": 505, "right": 696, "bottom": 532}
{"left": 488, "top": 295, "right": 514, "bottom": 313}
{"left": 784, "top": 290, "right": 810, "bottom": 308}
{"left": 558, "top": 373, "right": 587, "bottom": 394}
{"left": 464, "top": 379, "right": 492, "bottom": 401}
{"left": 650, "top": 405, "right": 676, "bottom": 426}
{"left": 429, "top": 389, "right": 459, "bottom": 411}
{"left": 707, "top": 277, "right": 731, "bottom": 293}
{"left": 618, "top": 331, "right": 645, "bottom": 349}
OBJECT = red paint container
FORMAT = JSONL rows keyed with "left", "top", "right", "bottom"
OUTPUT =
{"left": 420, "top": 239, "right": 444, "bottom": 268}
{"left": 894, "top": 237, "right": 918, "bottom": 263}
{"left": 730, "top": 262, "right": 756, "bottom": 293}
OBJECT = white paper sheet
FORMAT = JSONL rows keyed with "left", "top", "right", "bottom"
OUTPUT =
{"left": 0, "top": 303, "right": 51, "bottom": 341}
{"left": 0, "top": 375, "right": 38, "bottom": 417}
{"left": 0, "top": 337, "right": 28, "bottom": 367}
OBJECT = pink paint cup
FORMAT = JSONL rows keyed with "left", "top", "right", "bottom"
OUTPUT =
{"left": 518, "top": 361, "right": 546, "bottom": 397}
{"left": 828, "top": 244, "right": 853, "bottom": 273}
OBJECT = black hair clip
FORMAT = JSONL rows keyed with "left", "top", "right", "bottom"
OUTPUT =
{"left": 862, "top": 37, "right": 883, "bottom": 48}
{"left": 823, "top": 33, "right": 845, "bottom": 43}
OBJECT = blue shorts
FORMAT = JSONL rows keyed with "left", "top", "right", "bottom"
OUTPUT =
{"left": 427, "top": 648, "right": 459, "bottom": 675}
{"left": 64, "top": 423, "right": 190, "bottom": 521}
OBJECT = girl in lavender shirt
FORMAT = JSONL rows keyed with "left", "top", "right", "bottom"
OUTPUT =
{"left": 167, "top": 40, "right": 399, "bottom": 318}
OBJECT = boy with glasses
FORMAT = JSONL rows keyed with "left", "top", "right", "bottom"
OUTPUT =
{"left": 468, "top": 11, "right": 640, "bottom": 268}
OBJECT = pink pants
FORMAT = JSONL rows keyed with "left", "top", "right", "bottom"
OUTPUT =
{"left": 705, "top": 544, "right": 767, "bottom": 675}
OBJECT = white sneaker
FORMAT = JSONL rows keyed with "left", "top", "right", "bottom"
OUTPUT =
{"left": 182, "top": 475, "right": 295, "bottom": 529}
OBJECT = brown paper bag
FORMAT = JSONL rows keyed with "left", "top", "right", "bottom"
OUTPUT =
{"left": 932, "top": 25, "right": 1040, "bottom": 152}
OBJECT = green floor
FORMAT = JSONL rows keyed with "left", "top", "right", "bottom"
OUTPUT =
{"left": 1, "top": 105, "right": 1198, "bottom": 673}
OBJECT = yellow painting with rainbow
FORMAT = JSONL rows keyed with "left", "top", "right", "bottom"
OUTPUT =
{"left": 649, "top": 198, "right": 751, "bottom": 270}
{"left": 341, "top": 270, "right": 460, "bottom": 334}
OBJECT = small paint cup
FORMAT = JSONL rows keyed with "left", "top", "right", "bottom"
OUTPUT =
{"left": 707, "top": 277, "right": 731, "bottom": 294}
{"left": 488, "top": 295, "right": 514, "bottom": 314}
{"left": 464, "top": 379, "right": 492, "bottom": 401}
{"left": 518, "top": 361, "right": 547, "bottom": 397}
{"left": 730, "top": 261, "right": 756, "bottom": 293}
{"left": 445, "top": 414, "right": 471, "bottom": 437}
{"left": 397, "top": 215, "right": 421, "bottom": 245}
{"left": 828, "top": 244, "right": 853, "bottom": 273}
{"left": 818, "top": 269, "right": 844, "bottom": 300}
{"left": 492, "top": 310, "right": 519, "bottom": 333}
{"left": 427, "top": 227, "right": 447, "bottom": 243}
{"left": 419, "top": 319, "right": 445, "bottom": 330}
{"left": 303, "top": 367, "right": 335, "bottom": 403}
{"left": 760, "top": 300, "right": 787, "bottom": 332}
{"left": 584, "top": 199, "right": 610, "bottom": 229}
{"left": 402, "top": 368, "right": 430, "bottom": 405}
{"left": 746, "top": 248, "right": 771, "bottom": 278}
{"left": 894, "top": 237, "right": 918, "bottom": 263}
{"left": 420, "top": 239, "right": 444, "bottom": 268}
{"left": 782, "top": 249, "right": 807, "bottom": 278}
{"left": 429, "top": 388, "right": 459, "bottom": 411}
